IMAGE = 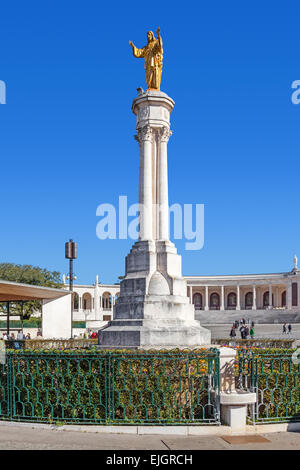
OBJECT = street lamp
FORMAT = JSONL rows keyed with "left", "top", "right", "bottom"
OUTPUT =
{"left": 65, "top": 239, "right": 77, "bottom": 338}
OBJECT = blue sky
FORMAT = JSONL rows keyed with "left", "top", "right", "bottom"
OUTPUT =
{"left": 0, "top": 0, "right": 299, "bottom": 284}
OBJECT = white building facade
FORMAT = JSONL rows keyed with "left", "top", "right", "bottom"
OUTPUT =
{"left": 67, "top": 257, "right": 300, "bottom": 329}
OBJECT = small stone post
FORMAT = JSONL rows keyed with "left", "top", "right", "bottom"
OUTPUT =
{"left": 219, "top": 347, "right": 256, "bottom": 431}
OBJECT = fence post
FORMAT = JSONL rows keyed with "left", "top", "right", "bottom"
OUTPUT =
{"left": 108, "top": 352, "right": 111, "bottom": 424}
{"left": 219, "top": 347, "right": 256, "bottom": 431}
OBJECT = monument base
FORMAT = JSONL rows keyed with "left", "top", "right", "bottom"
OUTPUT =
{"left": 99, "top": 321, "right": 211, "bottom": 348}
{"left": 99, "top": 295, "right": 211, "bottom": 348}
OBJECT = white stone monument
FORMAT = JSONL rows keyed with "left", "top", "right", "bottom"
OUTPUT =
{"left": 99, "top": 90, "right": 211, "bottom": 347}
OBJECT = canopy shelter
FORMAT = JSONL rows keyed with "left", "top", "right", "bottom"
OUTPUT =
{"left": 0, "top": 279, "right": 72, "bottom": 339}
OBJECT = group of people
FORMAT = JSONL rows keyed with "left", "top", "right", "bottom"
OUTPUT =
{"left": 230, "top": 319, "right": 255, "bottom": 339}
{"left": 229, "top": 320, "right": 294, "bottom": 339}
{"left": 282, "top": 323, "right": 292, "bottom": 335}
{"left": 75, "top": 330, "right": 98, "bottom": 340}
{"left": 1, "top": 329, "right": 42, "bottom": 341}
{"left": 2, "top": 330, "right": 30, "bottom": 341}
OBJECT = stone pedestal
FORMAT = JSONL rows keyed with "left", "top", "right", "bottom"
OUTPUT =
{"left": 219, "top": 347, "right": 256, "bottom": 430}
{"left": 99, "top": 91, "right": 210, "bottom": 348}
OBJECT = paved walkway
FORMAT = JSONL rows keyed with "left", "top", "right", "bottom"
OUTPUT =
{"left": 0, "top": 425, "right": 300, "bottom": 450}
{"left": 204, "top": 323, "right": 300, "bottom": 340}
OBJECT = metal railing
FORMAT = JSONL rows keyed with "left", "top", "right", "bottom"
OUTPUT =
{"left": 238, "top": 349, "right": 300, "bottom": 424}
{"left": 0, "top": 349, "right": 220, "bottom": 425}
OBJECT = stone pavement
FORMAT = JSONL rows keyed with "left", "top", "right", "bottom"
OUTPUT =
{"left": 204, "top": 323, "right": 300, "bottom": 340}
{"left": 0, "top": 424, "right": 300, "bottom": 450}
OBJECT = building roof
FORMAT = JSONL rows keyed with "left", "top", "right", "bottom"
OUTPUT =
{"left": 0, "top": 279, "right": 71, "bottom": 301}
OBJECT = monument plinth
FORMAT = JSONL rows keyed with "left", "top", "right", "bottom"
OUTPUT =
{"left": 99, "top": 90, "right": 211, "bottom": 347}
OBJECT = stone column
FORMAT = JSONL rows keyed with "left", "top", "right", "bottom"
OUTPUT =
{"left": 205, "top": 286, "right": 209, "bottom": 310}
{"left": 94, "top": 279, "right": 99, "bottom": 320}
{"left": 137, "top": 126, "right": 153, "bottom": 241}
{"left": 220, "top": 285, "right": 225, "bottom": 311}
{"left": 158, "top": 126, "right": 171, "bottom": 241}
{"left": 287, "top": 281, "right": 292, "bottom": 309}
{"left": 252, "top": 285, "right": 257, "bottom": 310}
{"left": 189, "top": 286, "right": 193, "bottom": 304}
{"left": 236, "top": 285, "right": 240, "bottom": 310}
{"left": 269, "top": 284, "right": 273, "bottom": 308}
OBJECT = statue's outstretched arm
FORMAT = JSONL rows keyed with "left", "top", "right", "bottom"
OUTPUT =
{"left": 129, "top": 41, "right": 145, "bottom": 58}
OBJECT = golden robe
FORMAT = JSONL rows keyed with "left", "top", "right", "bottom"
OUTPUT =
{"left": 132, "top": 38, "right": 163, "bottom": 90}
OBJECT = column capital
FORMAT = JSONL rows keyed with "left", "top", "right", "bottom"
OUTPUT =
{"left": 136, "top": 125, "right": 154, "bottom": 143}
{"left": 159, "top": 126, "right": 172, "bottom": 143}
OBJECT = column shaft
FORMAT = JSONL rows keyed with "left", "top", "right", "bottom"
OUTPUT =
{"left": 269, "top": 284, "right": 273, "bottom": 308}
{"left": 220, "top": 286, "right": 225, "bottom": 311}
{"left": 138, "top": 127, "right": 153, "bottom": 241}
{"left": 252, "top": 285, "right": 256, "bottom": 310}
{"left": 158, "top": 127, "right": 171, "bottom": 241}
{"left": 287, "top": 282, "right": 292, "bottom": 309}
{"left": 205, "top": 286, "right": 209, "bottom": 311}
{"left": 236, "top": 285, "right": 240, "bottom": 310}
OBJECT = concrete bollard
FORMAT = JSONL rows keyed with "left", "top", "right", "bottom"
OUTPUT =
{"left": 218, "top": 347, "right": 256, "bottom": 431}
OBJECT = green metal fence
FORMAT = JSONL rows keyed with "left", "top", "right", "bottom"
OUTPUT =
{"left": 0, "top": 349, "right": 220, "bottom": 425}
{"left": 238, "top": 349, "right": 300, "bottom": 424}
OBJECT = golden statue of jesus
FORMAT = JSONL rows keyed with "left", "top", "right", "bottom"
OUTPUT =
{"left": 129, "top": 28, "right": 163, "bottom": 91}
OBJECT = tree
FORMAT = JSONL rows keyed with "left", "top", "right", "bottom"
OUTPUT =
{"left": 0, "top": 263, "right": 63, "bottom": 319}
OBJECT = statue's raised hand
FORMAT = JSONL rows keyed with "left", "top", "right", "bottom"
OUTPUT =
{"left": 156, "top": 27, "right": 161, "bottom": 37}
{"left": 129, "top": 40, "right": 134, "bottom": 47}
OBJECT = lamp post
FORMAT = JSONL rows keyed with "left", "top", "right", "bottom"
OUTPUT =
{"left": 65, "top": 239, "right": 77, "bottom": 338}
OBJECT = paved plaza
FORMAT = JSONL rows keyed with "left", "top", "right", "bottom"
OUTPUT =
{"left": 0, "top": 424, "right": 299, "bottom": 450}
{"left": 204, "top": 323, "right": 300, "bottom": 340}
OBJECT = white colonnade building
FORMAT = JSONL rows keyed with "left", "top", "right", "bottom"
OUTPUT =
{"left": 186, "top": 256, "right": 300, "bottom": 324}
{"left": 67, "top": 256, "right": 300, "bottom": 329}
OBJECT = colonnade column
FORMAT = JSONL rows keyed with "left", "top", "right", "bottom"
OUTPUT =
{"left": 220, "top": 286, "right": 225, "bottom": 311}
{"left": 287, "top": 281, "right": 292, "bottom": 309}
{"left": 189, "top": 286, "right": 193, "bottom": 304}
{"left": 252, "top": 285, "right": 257, "bottom": 310}
{"left": 269, "top": 284, "right": 273, "bottom": 308}
{"left": 205, "top": 286, "right": 209, "bottom": 311}
{"left": 236, "top": 285, "right": 240, "bottom": 310}
{"left": 158, "top": 126, "right": 172, "bottom": 241}
{"left": 137, "top": 126, "right": 153, "bottom": 241}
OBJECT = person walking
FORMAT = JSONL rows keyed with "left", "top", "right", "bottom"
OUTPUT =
{"left": 17, "top": 330, "right": 23, "bottom": 340}
{"left": 288, "top": 324, "right": 292, "bottom": 335}
{"left": 250, "top": 326, "right": 255, "bottom": 338}
{"left": 282, "top": 323, "right": 287, "bottom": 335}
{"left": 230, "top": 325, "right": 236, "bottom": 339}
{"left": 244, "top": 325, "right": 249, "bottom": 339}
{"left": 240, "top": 325, "right": 245, "bottom": 339}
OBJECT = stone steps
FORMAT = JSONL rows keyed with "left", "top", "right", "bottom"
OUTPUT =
{"left": 195, "top": 309, "right": 300, "bottom": 324}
